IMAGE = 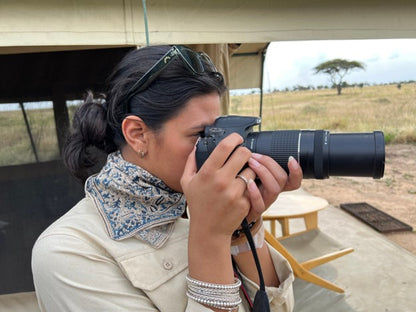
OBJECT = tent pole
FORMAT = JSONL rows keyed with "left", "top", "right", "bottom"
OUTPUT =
{"left": 19, "top": 102, "right": 39, "bottom": 163}
{"left": 141, "top": 0, "right": 150, "bottom": 46}
{"left": 259, "top": 48, "right": 267, "bottom": 131}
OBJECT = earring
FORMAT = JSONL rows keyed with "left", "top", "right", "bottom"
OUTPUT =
{"left": 139, "top": 150, "right": 146, "bottom": 158}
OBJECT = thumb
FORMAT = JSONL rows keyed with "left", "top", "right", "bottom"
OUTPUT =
{"left": 180, "top": 145, "right": 198, "bottom": 189}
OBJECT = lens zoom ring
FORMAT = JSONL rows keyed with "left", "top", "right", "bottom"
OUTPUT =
{"left": 270, "top": 131, "right": 300, "bottom": 173}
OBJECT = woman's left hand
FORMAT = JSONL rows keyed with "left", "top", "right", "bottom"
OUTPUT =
{"left": 242, "top": 153, "right": 303, "bottom": 223}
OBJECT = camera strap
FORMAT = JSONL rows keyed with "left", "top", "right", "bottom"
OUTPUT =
{"left": 241, "top": 218, "right": 270, "bottom": 312}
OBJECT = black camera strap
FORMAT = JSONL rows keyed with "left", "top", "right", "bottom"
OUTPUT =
{"left": 241, "top": 218, "right": 270, "bottom": 312}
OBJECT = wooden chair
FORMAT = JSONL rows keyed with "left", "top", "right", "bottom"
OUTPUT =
{"left": 265, "top": 230, "right": 353, "bottom": 293}
{"left": 263, "top": 190, "right": 354, "bottom": 293}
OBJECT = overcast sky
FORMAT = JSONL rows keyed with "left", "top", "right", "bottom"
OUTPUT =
{"left": 263, "top": 39, "right": 416, "bottom": 91}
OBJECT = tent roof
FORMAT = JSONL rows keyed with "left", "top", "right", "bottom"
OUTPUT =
{"left": 1, "top": 0, "right": 416, "bottom": 54}
{"left": 1, "top": 0, "right": 415, "bottom": 95}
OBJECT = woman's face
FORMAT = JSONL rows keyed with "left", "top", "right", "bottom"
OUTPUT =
{"left": 145, "top": 92, "right": 221, "bottom": 192}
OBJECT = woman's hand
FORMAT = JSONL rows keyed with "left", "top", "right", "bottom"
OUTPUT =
{"left": 181, "top": 133, "right": 254, "bottom": 239}
{"left": 181, "top": 133, "right": 256, "bottom": 285}
{"left": 243, "top": 153, "right": 303, "bottom": 223}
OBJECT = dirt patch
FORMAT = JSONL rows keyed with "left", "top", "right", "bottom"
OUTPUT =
{"left": 302, "top": 144, "right": 416, "bottom": 255}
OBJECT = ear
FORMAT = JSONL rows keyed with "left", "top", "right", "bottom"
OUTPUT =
{"left": 122, "top": 116, "right": 149, "bottom": 153}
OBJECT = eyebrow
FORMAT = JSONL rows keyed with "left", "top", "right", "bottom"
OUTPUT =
{"left": 189, "top": 123, "right": 210, "bottom": 130}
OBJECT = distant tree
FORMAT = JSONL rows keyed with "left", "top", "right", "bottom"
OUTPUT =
{"left": 313, "top": 59, "right": 365, "bottom": 95}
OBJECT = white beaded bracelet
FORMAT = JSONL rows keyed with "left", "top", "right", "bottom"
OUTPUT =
{"left": 186, "top": 275, "right": 242, "bottom": 311}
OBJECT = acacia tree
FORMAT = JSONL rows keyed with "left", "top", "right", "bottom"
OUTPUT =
{"left": 314, "top": 59, "right": 365, "bottom": 95}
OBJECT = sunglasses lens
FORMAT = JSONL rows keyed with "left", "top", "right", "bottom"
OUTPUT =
{"left": 199, "top": 52, "right": 218, "bottom": 73}
{"left": 179, "top": 47, "right": 205, "bottom": 73}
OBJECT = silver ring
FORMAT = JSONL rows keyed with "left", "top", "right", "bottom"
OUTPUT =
{"left": 236, "top": 174, "right": 249, "bottom": 185}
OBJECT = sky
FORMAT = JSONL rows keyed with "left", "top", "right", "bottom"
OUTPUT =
{"left": 262, "top": 39, "right": 416, "bottom": 91}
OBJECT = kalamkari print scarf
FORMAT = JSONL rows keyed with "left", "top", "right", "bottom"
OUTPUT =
{"left": 85, "top": 151, "right": 186, "bottom": 248}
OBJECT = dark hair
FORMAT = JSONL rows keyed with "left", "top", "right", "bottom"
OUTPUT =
{"left": 64, "top": 45, "right": 226, "bottom": 183}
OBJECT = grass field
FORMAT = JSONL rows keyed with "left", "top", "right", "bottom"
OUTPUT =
{"left": 1, "top": 84, "right": 415, "bottom": 166}
{"left": 230, "top": 83, "right": 416, "bottom": 144}
{"left": 0, "top": 106, "right": 59, "bottom": 166}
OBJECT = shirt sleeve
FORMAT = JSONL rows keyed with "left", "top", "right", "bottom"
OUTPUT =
{"left": 237, "top": 243, "right": 295, "bottom": 312}
{"left": 32, "top": 233, "right": 160, "bottom": 312}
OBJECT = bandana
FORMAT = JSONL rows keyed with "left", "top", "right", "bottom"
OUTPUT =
{"left": 85, "top": 151, "right": 186, "bottom": 248}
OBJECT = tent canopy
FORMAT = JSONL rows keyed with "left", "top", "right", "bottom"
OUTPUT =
{"left": 1, "top": 0, "right": 416, "bottom": 90}
{"left": 1, "top": 0, "right": 416, "bottom": 52}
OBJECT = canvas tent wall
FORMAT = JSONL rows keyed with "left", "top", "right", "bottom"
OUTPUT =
{"left": 2, "top": 0, "right": 416, "bottom": 90}
{"left": 1, "top": 0, "right": 416, "bottom": 297}
{"left": 2, "top": 0, "right": 416, "bottom": 49}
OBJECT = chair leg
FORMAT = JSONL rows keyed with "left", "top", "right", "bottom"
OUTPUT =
{"left": 265, "top": 230, "right": 347, "bottom": 293}
{"left": 301, "top": 248, "right": 354, "bottom": 270}
{"left": 294, "top": 266, "right": 346, "bottom": 293}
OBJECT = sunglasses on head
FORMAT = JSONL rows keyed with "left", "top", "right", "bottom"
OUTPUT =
{"left": 126, "top": 45, "right": 220, "bottom": 102}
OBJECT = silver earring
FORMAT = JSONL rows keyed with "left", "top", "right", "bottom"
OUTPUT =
{"left": 139, "top": 150, "right": 146, "bottom": 158}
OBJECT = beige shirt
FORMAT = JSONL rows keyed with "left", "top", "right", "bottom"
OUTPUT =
{"left": 32, "top": 197, "right": 294, "bottom": 311}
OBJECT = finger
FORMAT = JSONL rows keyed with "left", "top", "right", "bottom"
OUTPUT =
{"left": 249, "top": 154, "right": 288, "bottom": 195}
{"left": 283, "top": 156, "right": 303, "bottom": 191}
{"left": 199, "top": 133, "right": 244, "bottom": 173}
{"left": 235, "top": 167, "right": 256, "bottom": 189}
{"left": 180, "top": 145, "right": 197, "bottom": 189}
{"left": 223, "top": 145, "right": 252, "bottom": 177}
{"left": 245, "top": 179, "right": 265, "bottom": 223}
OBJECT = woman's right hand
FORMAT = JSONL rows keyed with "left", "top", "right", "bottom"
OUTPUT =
{"left": 180, "top": 133, "right": 256, "bottom": 240}
{"left": 181, "top": 133, "right": 257, "bottom": 286}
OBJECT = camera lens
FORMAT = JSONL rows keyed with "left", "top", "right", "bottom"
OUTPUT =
{"left": 245, "top": 130, "right": 385, "bottom": 179}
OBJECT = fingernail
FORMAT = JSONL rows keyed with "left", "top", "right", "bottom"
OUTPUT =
{"left": 195, "top": 137, "right": 201, "bottom": 147}
{"left": 247, "top": 179, "right": 256, "bottom": 191}
{"left": 251, "top": 153, "right": 262, "bottom": 160}
{"left": 249, "top": 157, "right": 260, "bottom": 168}
{"left": 288, "top": 156, "right": 300, "bottom": 170}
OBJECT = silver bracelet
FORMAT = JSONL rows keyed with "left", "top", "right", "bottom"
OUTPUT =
{"left": 230, "top": 222, "right": 265, "bottom": 256}
{"left": 186, "top": 275, "right": 242, "bottom": 311}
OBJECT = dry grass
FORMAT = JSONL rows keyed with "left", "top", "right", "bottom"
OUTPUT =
{"left": 0, "top": 108, "right": 59, "bottom": 166}
{"left": 1, "top": 84, "right": 415, "bottom": 166}
{"left": 230, "top": 84, "right": 416, "bottom": 144}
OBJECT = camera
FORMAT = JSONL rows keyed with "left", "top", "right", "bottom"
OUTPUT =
{"left": 195, "top": 115, "right": 385, "bottom": 179}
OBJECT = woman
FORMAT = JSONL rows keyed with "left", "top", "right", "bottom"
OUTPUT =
{"left": 32, "top": 45, "right": 302, "bottom": 311}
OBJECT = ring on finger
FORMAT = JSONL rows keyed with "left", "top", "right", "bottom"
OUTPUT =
{"left": 236, "top": 174, "right": 249, "bottom": 186}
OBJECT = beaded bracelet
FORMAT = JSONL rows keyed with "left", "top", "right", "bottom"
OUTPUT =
{"left": 230, "top": 222, "right": 265, "bottom": 256}
{"left": 186, "top": 275, "right": 242, "bottom": 311}
{"left": 232, "top": 221, "right": 256, "bottom": 239}
{"left": 231, "top": 219, "right": 263, "bottom": 247}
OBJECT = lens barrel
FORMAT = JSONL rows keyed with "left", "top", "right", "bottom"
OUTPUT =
{"left": 245, "top": 130, "right": 385, "bottom": 179}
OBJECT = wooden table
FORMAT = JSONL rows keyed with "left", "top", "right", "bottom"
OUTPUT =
{"left": 263, "top": 190, "right": 329, "bottom": 239}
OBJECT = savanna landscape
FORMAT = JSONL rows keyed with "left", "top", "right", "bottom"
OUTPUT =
{"left": 230, "top": 83, "right": 416, "bottom": 254}
{"left": 1, "top": 83, "right": 415, "bottom": 254}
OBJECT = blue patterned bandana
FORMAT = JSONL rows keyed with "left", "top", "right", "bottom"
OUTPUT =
{"left": 85, "top": 151, "right": 186, "bottom": 248}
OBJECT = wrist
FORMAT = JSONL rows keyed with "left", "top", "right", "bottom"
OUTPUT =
{"left": 231, "top": 220, "right": 265, "bottom": 256}
{"left": 231, "top": 219, "right": 263, "bottom": 246}
{"left": 188, "top": 227, "right": 234, "bottom": 283}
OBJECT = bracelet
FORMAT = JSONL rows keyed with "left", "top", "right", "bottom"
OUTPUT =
{"left": 231, "top": 219, "right": 263, "bottom": 246}
{"left": 231, "top": 222, "right": 265, "bottom": 256}
{"left": 232, "top": 221, "right": 256, "bottom": 239}
{"left": 186, "top": 275, "right": 242, "bottom": 311}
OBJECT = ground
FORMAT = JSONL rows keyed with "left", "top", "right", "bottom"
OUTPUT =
{"left": 301, "top": 144, "right": 416, "bottom": 255}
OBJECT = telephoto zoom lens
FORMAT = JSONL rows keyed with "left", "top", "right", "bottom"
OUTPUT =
{"left": 245, "top": 130, "right": 385, "bottom": 179}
